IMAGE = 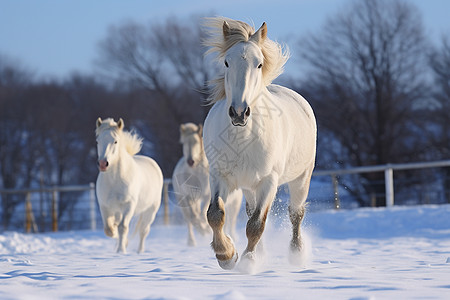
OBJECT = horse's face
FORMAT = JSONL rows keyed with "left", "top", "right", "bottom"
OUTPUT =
{"left": 223, "top": 23, "right": 267, "bottom": 127}
{"left": 180, "top": 123, "right": 203, "bottom": 168}
{"left": 96, "top": 129, "right": 121, "bottom": 172}
{"left": 224, "top": 42, "right": 264, "bottom": 126}
{"left": 96, "top": 118, "right": 125, "bottom": 172}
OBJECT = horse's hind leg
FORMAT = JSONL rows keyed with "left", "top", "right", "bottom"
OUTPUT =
{"left": 137, "top": 207, "right": 158, "bottom": 253}
{"left": 287, "top": 168, "right": 313, "bottom": 261}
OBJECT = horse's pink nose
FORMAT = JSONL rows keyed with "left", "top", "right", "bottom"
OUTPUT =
{"left": 98, "top": 159, "right": 109, "bottom": 172}
{"left": 187, "top": 159, "right": 194, "bottom": 167}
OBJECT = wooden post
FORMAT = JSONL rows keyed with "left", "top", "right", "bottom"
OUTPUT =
{"left": 25, "top": 192, "right": 32, "bottom": 233}
{"left": 52, "top": 188, "right": 58, "bottom": 232}
{"left": 163, "top": 181, "right": 169, "bottom": 225}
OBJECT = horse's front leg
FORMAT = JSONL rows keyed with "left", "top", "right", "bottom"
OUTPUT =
{"left": 207, "top": 179, "right": 237, "bottom": 269}
{"left": 117, "top": 202, "right": 134, "bottom": 254}
{"left": 243, "top": 173, "right": 278, "bottom": 260}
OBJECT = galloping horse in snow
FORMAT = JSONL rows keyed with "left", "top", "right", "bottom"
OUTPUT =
{"left": 95, "top": 118, "right": 163, "bottom": 253}
{"left": 202, "top": 17, "right": 317, "bottom": 270}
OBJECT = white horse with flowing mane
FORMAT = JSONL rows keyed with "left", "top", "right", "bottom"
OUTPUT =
{"left": 172, "top": 122, "right": 242, "bottom": 246}
{"left": 95, "top": 118, "right": 163, "bottom": 253}
{"left": 202, "top": 17, "right": 317, "bottom": 270}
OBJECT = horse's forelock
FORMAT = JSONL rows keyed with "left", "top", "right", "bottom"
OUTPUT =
{"left": 203, "top": 17, "right": 289, "bottom": 104}
{"left": 95, "top": 118, "right": 120, "bottom": 136}
{"left": 203, "top": 17, "right": 254, "bottom": 59}
{"left": 95, "top": 118, "right": 142, "bottom": 156}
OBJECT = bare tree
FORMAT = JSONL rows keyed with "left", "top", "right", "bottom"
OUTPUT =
{"left": 0, "top": 55, "right": 34, "bottom": 227}
{"left": 95, "top": 16, "right": 214, "bottom": 175}
{"left": 429, "top": 35, "right": 450, "bottom": 202}
{"left": 296, "top": 0, "right": 429, "bottom": 206}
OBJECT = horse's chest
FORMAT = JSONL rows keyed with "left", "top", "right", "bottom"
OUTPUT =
{"left": 207, "top": 139, "right": 269, "bottom": 187}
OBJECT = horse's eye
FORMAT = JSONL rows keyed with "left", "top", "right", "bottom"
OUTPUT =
{"left": 114, "top": 141, "right": 118, "bottom": 144}
{"left": 257, "top": 63, "right": 263, "bottom": 69}
{"left": 225, "top": 60, "right": 229, "bottom": 68}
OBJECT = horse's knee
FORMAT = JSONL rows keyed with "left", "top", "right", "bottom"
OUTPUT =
{"left": 246, "top": 206, "right": 269, "bottom": 247}
{"left": 207, "top": 197, "right": 225, "bottom": 229}
{"left": 246, "top": 211, "right": 265, "bottom": 239}
{"left": 104, "top": 225, "right": 116, "bottom": 238}
{"left": 118, "top": 223, "right": 129, "bottom": 234}
{"left": 289, "top": 205, "right": 306, "bottom": 228}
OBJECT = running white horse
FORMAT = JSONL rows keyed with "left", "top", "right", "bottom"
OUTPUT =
{"left": 202, "top": 17, "right": 317, "bottom": 270}
{"left": 172, "top": 122, "right": 242, "bottom": 246}
{"left": 95, "top": 118, "right": 163, "bottom": 253}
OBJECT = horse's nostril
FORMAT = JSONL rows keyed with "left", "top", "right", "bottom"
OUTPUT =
{"left": 245, "top": 107, "right": 251, "bottom": 117}
{"left": 105, "top": 161, "right": 109, "bottom": 167}
{"left": 229, "top": 106, "right": 237, "bottom": 118}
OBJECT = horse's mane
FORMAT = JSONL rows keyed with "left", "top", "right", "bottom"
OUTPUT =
{"left": 96, "top": 118, "right": 142, "bottom": 156}
{"left": 203, "top": 16, "right": 290, "bottom": 104}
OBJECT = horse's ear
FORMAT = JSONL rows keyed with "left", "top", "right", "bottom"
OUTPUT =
{"left": 96, "top": 117, "right": 102, "bottom": 128}
{"left": 223, "top": 21, "right": 231, "bottom": 40}
{"left": 197, "top": 124, "right": 203, "bottom": 136}
{"left": 179, "top": 124, "right": 186, "bottom": 143}
{"left": 117, "top": 118, "right": 124, "bottom": 130}
{"left": 250, "top": 22, "right": 267, "bottom": 45}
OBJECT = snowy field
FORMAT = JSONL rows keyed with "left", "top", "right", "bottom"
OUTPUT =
{"left": 1, "top": 204, "right": 449, "bottom": 300}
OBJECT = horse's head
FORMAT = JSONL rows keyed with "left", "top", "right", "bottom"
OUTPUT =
{"left": 95, "top": 117, "right": 124, "bottom": 172}
{"left": 179, "top": 123, "right": 204, "bottom": 168}
{"left": 223, "top": 22, "right": 267, "bottom": 127}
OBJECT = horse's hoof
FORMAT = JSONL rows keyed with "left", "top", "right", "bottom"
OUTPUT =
{"left": 289, "top": 238, "right": 311, "bottom": 267}
{"left": 217, "top": 252, "right": 238, "bottom": 270}
{"left": 237, "top": 251, "right": 258, "bottom": 274}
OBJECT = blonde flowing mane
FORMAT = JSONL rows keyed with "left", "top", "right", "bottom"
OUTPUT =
{"left": 96, "top": 118, "right": 142, "bottom": 156}
{"left": 203, "top": 17, "right": 290, "bottom": 104}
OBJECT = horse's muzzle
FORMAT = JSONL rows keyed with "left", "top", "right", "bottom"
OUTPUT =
{"left": 98, "top": 159, "right": 109, "bottom": 172}
{"left": 187, "top": 159, "right": 195, "bottom": 167}
{"left": 229, "top": 106, "right": 250, "bottom": 127}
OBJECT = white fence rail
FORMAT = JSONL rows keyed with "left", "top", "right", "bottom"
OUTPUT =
{"left": 1, "top": 184, "right": 96, "bottom": 232}
{"left": 2, "top": 160, "right": 450, "bottom": 232}
{"left": 313, "top": 159, "right": 450, "bottom": 208}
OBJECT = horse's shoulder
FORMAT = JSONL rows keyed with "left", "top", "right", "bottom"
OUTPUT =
{"left": 267, "top": 84, "right": 301, "bottom": 99}
{"left": 267, "top": 84, "right": 315, "bottom": 122}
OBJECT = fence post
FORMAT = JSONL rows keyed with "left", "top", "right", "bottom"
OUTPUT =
{"left": 25, "top": 192, "right": 38, "bottom": 233}
{"left": 52, "top": 187, "right": 58, "bottom": 232}
{"left": 331, "top": 174, "right": 340, "bottom": 209}
{"left": 89, "top": 182, "right": 96, "bottom": 230}
{"left": 25, "top": 192, "right": 32, "bottom": 233}
{"left": 163, "top": 181, "right": 169, "bottom": 225}
{"left": 385, "top": 168, "right": 394, "bottom": 207}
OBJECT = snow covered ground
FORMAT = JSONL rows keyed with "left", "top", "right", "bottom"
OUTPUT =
{"left": 1, "top": 204, "right": 449, "bottom": 299}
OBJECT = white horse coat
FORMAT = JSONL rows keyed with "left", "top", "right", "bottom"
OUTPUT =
{"left": 95, "top": 118, "right": 163, "bottom": 253}
{"left": 203, "top": 17, "right": 316, "bottom": 270}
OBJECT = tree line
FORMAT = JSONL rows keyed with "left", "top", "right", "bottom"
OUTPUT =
{"left": 1, "top": 0, "right": 450, "bottom": 227}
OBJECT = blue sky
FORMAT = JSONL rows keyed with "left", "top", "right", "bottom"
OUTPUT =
{"left": 1, "top": 0, "right": 449, "bottom": 79}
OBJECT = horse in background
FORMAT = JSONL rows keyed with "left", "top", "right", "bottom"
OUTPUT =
{"left": 95, "top": 117, "right": 163, "bottom": 253}
{"left": 202, "top": 17, "right": 317, "bottom": 270}
{"left": 172, "top": 123, "right": 242, "bottom": 246}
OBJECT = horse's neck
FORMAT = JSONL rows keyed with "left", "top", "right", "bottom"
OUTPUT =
{"left": 108, "top": 148, "right": 135, "bottom": 180}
